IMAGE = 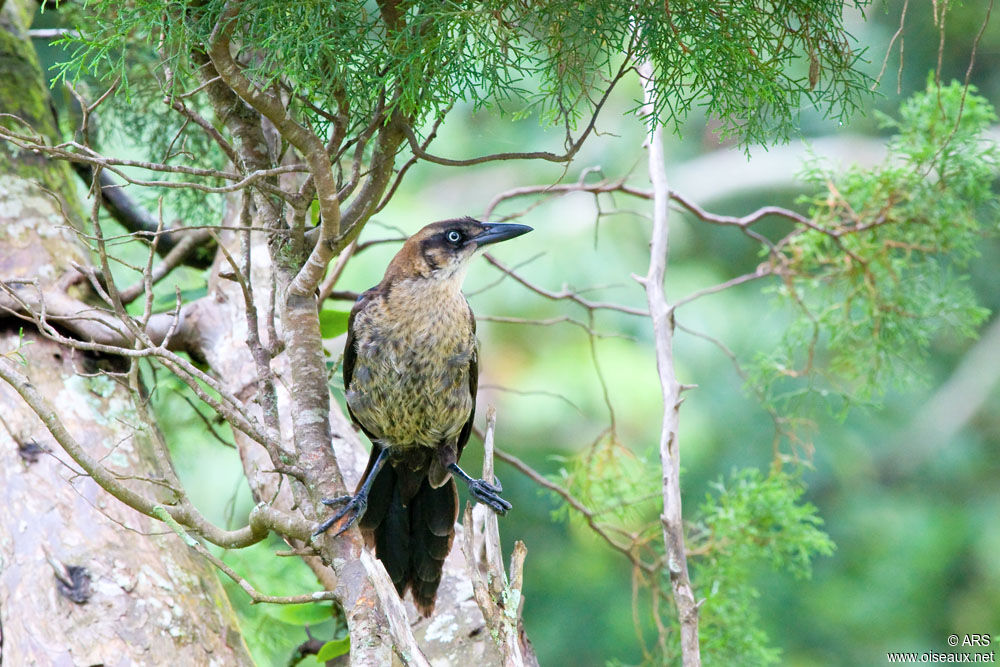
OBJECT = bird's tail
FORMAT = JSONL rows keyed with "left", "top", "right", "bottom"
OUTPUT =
{"left": 357, "top": 448, "right": 457, "bottom": 616}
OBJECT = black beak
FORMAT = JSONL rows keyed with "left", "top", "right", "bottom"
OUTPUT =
{"left": 474, "top": 222, "right": 533, "bottom": 247}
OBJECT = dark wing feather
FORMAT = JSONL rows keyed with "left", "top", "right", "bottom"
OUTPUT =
{"left": 455, "top": 303, "right": 478, "bottom": 461}
{"left": 342, "top": 290, "right": 371, "bottom": 394}
{"left": 342, "top": 288, "right": 380, "bottom": 440}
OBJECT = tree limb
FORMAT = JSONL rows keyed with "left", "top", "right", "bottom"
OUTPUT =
{"left": 634, "top": 60, "right": 701, "bottom": 667}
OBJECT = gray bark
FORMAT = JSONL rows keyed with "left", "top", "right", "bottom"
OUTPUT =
{"left": 0, "top": 1, "right": 252, "bottom": 663}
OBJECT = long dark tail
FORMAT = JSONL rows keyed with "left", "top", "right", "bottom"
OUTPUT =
{"left": 357, "top": 448, "right": 458, "bottom": 616}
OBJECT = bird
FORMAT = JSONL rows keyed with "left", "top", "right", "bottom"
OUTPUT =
{"left": 313, "top": 216, "right": 532, "bottom": 616}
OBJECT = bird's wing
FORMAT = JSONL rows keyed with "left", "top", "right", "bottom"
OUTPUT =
{"left": 455, "top": 303, "right": 478, "bottom": 461}
{"left": 342, "top": 288, "right": 376, "bottom": 429}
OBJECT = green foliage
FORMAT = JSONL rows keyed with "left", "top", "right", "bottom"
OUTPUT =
{"left": 220, "top": 536, "right": 347, "bottom": 666}
{"left": 750, "top": 78, "right": 998, "bottom": 425}
{"left": 635, "top": 0, "right": 873, "bottom": 144}
{"left": 316, "top": 636, "right": 351, "bottom": 662}
{"left": 55, "top": 0, "right": 872, "bottom": 146}
{"left": 692, "top": 468, "right": 835, "bottom": 665}
{"left": 318, "top": 308, "right": 350, "bottom": 339}
{"left": 1, "top": 327, "right": 34, "bottom": 366}
{"left": 547, "top": 431, "right": 660, "bottom": 532}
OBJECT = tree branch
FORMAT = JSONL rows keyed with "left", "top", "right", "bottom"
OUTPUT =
{"left": 207, "top": 4, "right": 342, "bottom": 296}
{"left": 71, "top": 164, "right": 215, "bottom": 269}
{"left": 155, "top": 506, "right": 338, "bottom": 604}
{"left": 462, "top": 409, "right": 534, "bottom": 666}
{"left": 634, "top": 60, "right": 701, "bottom": 667}
{"left": 401, "top": 56, "right": 630, "bottom": 169}
{"left": 483, "top": 254, "right": 648, "bottom": 317}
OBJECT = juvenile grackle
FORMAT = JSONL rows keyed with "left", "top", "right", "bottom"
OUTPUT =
{"left": 314, "top": 217, "right": 532, "bottom": 615}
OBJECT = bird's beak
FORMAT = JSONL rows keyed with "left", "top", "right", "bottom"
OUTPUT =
{"left": 473, "top": 223, "right": 533, "bottom": 247}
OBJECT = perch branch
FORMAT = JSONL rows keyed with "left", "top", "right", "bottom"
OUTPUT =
{"left": 462, "top": 408, "right": 532, "bottom": 666}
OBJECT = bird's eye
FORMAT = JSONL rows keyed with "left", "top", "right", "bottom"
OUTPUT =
{"left": 445, "top": 230, "right": 463, "bottom": 244}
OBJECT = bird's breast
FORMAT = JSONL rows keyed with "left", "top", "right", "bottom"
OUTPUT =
{"left": 346, "top": 284, "right": 476, "bottom": 449}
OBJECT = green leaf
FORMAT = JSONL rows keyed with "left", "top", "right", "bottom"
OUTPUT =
{"left": 316, "top": 637, "right": 350, "bottom": 662}
{"left": 260, "top": 602, "right": 334, "bottom": 626}
{"left": 153, "top": 286, "right": 208, "bottom": 310}
{"left": 319, "top": 309, "right": 350, "bottom": 339}
{"left": 310, "top": 198, "right": 320, "bottom": 227}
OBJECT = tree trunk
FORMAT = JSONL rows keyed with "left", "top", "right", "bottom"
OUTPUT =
{"left": 1, "top": 2, "right": 527, "bottom": 662}
{"left": 0, "top": 1, "right": 253, "bottom": 663}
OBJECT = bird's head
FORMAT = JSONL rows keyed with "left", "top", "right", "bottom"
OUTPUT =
{"left": 383, "top": 217, "right": 532, "bottom": 286}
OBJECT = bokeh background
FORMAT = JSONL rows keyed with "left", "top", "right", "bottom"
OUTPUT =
{"left": 33, "top": 2, "right": 1000, "bottom": 664}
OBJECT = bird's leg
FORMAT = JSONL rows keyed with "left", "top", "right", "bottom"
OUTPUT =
{"left": 312, "top": 445, "right": 391, "bottom": 537}
{"left": 447, "top": 462, "right": 512, "bottom": 515}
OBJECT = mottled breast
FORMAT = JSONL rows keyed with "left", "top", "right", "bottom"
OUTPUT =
{"left": 346, "top": 279, "right": 476, "bottom": 449}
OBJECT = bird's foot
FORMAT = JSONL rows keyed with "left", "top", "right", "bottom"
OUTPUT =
{"left": 468, "top": 477, "right": 512, "bottom": 515}
{"left": 312, "top": 494, "right": 368, "bottom": 537}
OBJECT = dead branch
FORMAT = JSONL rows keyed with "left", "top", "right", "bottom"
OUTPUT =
{"left": 494, "top": 447, "right": 657, "bottom": 576}
{"left": 401, "top": 56, "right": 630, "bottom": 170}
{"left": 71, "top": 164, "right": 216, "bottom": 269}
{"left": 634, "top": 61, "right": 701, "bottom": 667}
{"left": 155, "top": 507, "right": 338, "bottom": 605}
{"left": 462, "top": 409, "right": 534, "bottom": 667}
{"left": 118, "top": 228, "right": 214, "bottom": 303}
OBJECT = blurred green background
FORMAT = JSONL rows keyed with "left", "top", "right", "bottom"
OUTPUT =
{"left": 33, "top": 1, "right": 1000, "bottom": 664}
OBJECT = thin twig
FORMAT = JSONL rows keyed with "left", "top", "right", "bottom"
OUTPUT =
{"left": 494, "top": 447, "right": 655, "bottom": 575}
{"left": 483, "top": 254, "right": 648, "bottom": 317}
{"left": 154, "top": 507, "right": 336, "bottom": 604}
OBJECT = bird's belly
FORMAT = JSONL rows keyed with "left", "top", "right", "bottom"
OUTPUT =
{"left": 346, "top": 338, "right": 474, "bottom": 448}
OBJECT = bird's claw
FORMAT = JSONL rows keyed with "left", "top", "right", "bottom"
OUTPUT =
{"left": 468, "top": 478, "right": 512, "bottom": 515}
{"left": 313, "top": 494, "right": 368, "bottom": 537}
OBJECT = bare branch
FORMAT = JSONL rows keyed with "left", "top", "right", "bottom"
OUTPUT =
{"left": 477, "top": 314, "right": 630, "bottom": 340}
{"left": 671, "top": 269, "right": 772, "bottom": 310}
{"left": 167, "top": 98, "right": 241, "bottom": 166}
{"left": 483, "top": 254, "right": 648, "bottom": 317}
{"left": 375, "top": 110, "right": 448, "bottom": 213}
{"left": 462, "top": 409, "right": 534, "bottom": 666}
{"left": 634, "top": 60, "right": 701, "bottom": 667}
{"left": 494, "top": 447, "right": 656, "bottom": 575}
{"left": 155, "top": 507, "right": 337, "bottom": 604}
{"left": 118, "top": 228, "right": 214, "bottom": 303}
{"left": 402, "top": 57, "right": 630, "bottom": 169}
{"left": 71, "top": 164, "right": 216, "bottom": 269}
{"left": 872, "top": 0, "right": 910, "bottom": 92}
{"left": 27, "top": 28, "right": 81, "bottom": 39}
{"left": 317, "top": 239, "right": 358, "bottom": 303}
